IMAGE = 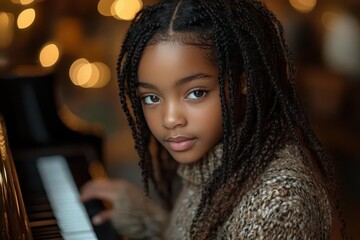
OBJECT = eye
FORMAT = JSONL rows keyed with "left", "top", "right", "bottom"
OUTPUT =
{"left": 142, "top": 95, "right": 161, "bottom": 105}
{"left": 186, "top": 89, "right": 208, "bottom": 100}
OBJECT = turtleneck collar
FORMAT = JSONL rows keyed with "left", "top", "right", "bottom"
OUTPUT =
{"left": 176, "top": 143, "right": 223, "bottom": 185}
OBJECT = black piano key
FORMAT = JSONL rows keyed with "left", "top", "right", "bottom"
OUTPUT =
{"left": 32, "top": 227, "right": 61, "bottom": 237}
{"left": 32, "top": 225, "right": 59, "bottom": 233}
{"left": 31, "top": 223, "right": 62, "bottom": 239}
{"left": 26, "top": 196, "right": 57, "bottom": 223}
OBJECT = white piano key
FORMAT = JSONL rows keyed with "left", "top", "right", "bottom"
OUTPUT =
{"left": 62, "top": 231, "right": 98, "bottom": 240}
{"left": 36, "top": 155, "right": 97, "bottom": 240}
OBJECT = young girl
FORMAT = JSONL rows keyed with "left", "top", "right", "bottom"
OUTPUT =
{"left": 81, "top": 0, "right": 347, "bottom": 239}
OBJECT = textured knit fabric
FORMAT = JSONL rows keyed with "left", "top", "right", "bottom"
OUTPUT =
{"left": 110, "top": 180, "right": 168, "bottom": 239}
{"left": 166, "top": 142, "right": 332, "bottom": 239}
{"left": 112, "top": 142, "right": 332, "bottom": 239}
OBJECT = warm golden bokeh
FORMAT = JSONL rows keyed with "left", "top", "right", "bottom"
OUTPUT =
{"left": 0, "top": 12, "right": 14, "bottom": 48}
{"left": 112, "top": 0, "right": 143, "bottom": 20}
{"left": 69, "top": 59, "right": 110, "bottom": 88}
{"left": 39, "top": 43, "right": 60, "bottom": 68}
{"left": 98, "top": 0, "right": 114, "bottom": 17}
{"left": 97, "top": 0, "right": 143, "bottom": 20}
{"left": 91, "top": 62, "right": 111, "bottom": 88}
{"left": 17, "top": 8, "right": 35, "bottom": 29}
{"left": 69, "top": 58, "right": 89, "bottom": 86}
{"left": 10, "top": 0, "right": 21, "bottom": 4}
{"left": 19, "top": 0, "right": 34, "bottom": 5}
{"left": 289, "top": 0, "right": 317, "bottom": 13}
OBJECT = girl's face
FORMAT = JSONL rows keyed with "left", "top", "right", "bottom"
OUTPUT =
{"left": 137, "top": 42, "right": 223, "bottom": 164}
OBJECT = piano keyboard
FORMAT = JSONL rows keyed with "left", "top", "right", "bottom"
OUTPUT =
{"left": 13, "top": 152, "right": 120, "bottom": 240}
{"left": 37, "top": 155, "right": 97, "bottom": 240}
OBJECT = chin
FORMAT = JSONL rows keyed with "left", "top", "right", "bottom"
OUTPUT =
{"left": 170, "top": 151, "right": 202, "bottom": 164}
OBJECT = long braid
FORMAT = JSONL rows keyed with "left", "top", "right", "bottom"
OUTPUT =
{"left": 200, "top": 118, "right": 286, "bottom": 238}
{"left": 188, "top": 1, "right": 249, "bottom": 236}
{"left": 128, "top": 29, "right": 155, "bottom": 195}
{"left": 194, "top": 26, "right": 287, "bottom": 239}
{"left": 118, "top": 17, "right": 161, "bottom": 195}
{"left": 233, "top": 2, "right": 349, "bottom": 239}
{"left": 190, "top": 0, "right": 342, "bottom": 238}
{"left": 192, "top": 2, "right": 283, "bottom": 234}
{"left": 120, "top": 4, "right": 176, "bottom": 197}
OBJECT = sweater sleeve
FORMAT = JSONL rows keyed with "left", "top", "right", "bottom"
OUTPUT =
{"left": 222, "top": 158, "right": 332, "bottom": 239}
{"left": 110, "top": 183, "right": 169, "bottom": 240}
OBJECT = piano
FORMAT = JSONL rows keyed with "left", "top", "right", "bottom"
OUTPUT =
{"left": 0, "top": 73, "right": 121, "bottom": 240}
{"left": 0, "top": 114, "right": 32, "bottom": 240}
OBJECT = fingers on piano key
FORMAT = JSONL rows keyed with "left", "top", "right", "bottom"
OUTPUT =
{"left": 80, "top": 179, "right": 126, "bottom": 203}
{"left": 92, "top": 210, "right": 112, "bottom": 226}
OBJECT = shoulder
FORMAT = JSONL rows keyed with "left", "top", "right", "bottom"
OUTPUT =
{"left": 221, "top": 142, "right": 332, "bottom": 239}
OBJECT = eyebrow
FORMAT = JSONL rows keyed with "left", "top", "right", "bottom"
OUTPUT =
{"left": 137, "top": 73, "right": 214, "bottom": 89}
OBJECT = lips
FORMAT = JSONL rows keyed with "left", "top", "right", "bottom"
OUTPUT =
{"left": 165, "top": 136, "right": 196, "bottom": 152}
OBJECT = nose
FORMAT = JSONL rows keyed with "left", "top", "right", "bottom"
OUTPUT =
{"left": 162, "top": 101, "right": 187, "bottom": 129}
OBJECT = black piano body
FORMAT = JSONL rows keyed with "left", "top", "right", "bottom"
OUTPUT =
{"left": 0, "top": 73, "right": 121, "bottom": 240}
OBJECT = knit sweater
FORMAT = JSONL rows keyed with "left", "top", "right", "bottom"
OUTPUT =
{"left": 111, "top": 142, "right": 332, "bottom": 239}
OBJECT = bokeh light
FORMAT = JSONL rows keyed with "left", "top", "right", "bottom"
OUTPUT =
{"left": 20, "top": 0, "right": 34, "bottom": 5}
{"left": 69, "top": 58, "right": 89, "bottom": 86}
{"left": 76, "top": 62, "right": 93, "bottom": 86}
{"left": 323, "top": 14, "right": 360, "bottom": 77}
{"left": 39, "top": 43, "right": 60, "bottom": 67}
{"left": 10, "top": 0, "right": 21, "bottom": 4}
{"left": 289, "top": 0, "right": 317, "bottom": 13}
{"left": 321, "top": 11, "right": 339, "bottom": 30}
{"left": 17, "top": 8, "right": 35, "bottom": 29}
{"left": 98, "top": 0, "right": 114, "bottom": 17}
{"left": 69, "top": 59, "right": 110, "bottom": 88}
{"left": 92, "top": 62, "right": 111, "bottom": 88}
{"left": 0, "top": 12, "right": 11, "bottom": 28}
{"left": 111, "top": 0, "right": 143, "bottom": 20}
{"left": 0, "top": 12, "right": 15, "bottom": 48}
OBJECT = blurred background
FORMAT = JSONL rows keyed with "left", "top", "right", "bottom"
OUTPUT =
{"left": 0, "top": 0, "right": 359, "bottom": 238}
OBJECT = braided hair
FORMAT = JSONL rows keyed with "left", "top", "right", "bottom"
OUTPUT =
{"left": 116, "top": 0, "right": 347, "bottom": 238}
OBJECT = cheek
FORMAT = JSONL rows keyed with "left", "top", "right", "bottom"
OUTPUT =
{"left": 143, "top": 109, "right": 161, "bottom": 134}
{"left": 190, "top": 100, "right": 223, "bottom": 134}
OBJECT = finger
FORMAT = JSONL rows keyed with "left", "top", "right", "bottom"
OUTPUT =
{"left": 91, "top": 210, "right": 112, "bottom": 226}
{"left": 80, "top": 179, "right": 119, "bottom": 202}
{"left": 81, "top": 179, "right": 116, "bottom": 201}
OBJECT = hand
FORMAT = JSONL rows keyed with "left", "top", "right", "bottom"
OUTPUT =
{"left": 81, "top": 179, "right": 169, "bottom": 238}
{"left": 80, "top": 179, "right": 142, "bottom": 226}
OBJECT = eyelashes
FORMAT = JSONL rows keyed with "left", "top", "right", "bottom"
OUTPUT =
{"left": 140, "top": 88, "right": 209, "bottom": 105}
{"left": 186, "top": 89, "right": 208, "bottom": 100}
{"left": 141, "top": 95, "right": 160, "bottom": 105}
